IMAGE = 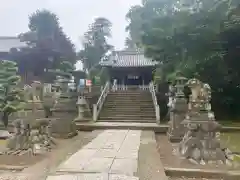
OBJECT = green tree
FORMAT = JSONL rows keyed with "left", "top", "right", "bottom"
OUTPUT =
{"left": 126, "top": 0, "right": 240, "bottom": 118}
{"left": 124, "top": 37, "right": 137, "bottom": 50}
{"left": 125, "top": 5, "right": 143, "bottom": 48}
{"left": 0, "top": 60, "right": 25, "bottom": 127}
{"left": 28, "top": 10, "right": 76, "bottom": 62}
{"left": 16, "top": 10, "right": 76, "bottom": 82}
{"left": 78, "top": 17, "right": 113, "bottom": 71}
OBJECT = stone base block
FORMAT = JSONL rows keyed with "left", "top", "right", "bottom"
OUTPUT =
{"left": 51, "top": 118, "right": 77, "bottom": 139}
{"left": 167, "top": 132, "right": 183, "bottom": 143}
{"left": 52, "top": 131, "right": 78, "bottom": 139}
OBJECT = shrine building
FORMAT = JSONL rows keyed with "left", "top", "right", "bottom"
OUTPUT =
{"left": 99, "top": 50, "right": 159, "bottom": 86}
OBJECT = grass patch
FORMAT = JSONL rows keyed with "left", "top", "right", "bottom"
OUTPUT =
{"left": 221, "top": 132, "right": 240, "bottom": 152}
{"left": 219, "top": 121, "right": 240, "bottom": 127}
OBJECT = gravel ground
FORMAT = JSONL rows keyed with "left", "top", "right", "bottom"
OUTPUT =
{"left": 0, "top": 130, "right": 102, "bottom": 180}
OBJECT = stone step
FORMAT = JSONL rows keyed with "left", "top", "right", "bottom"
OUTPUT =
{"left": 100, "top": 114, "right": 156, "bottom": 117}
{"left": 99, "top": 116, "right": 156, "bottom": 120}
{"left": 100, "top": 113, "right": 155, "bottom": 117}
{"left": 107, "top": 95, "right": 151, "bottom": 97}
{"left": 107, "top": 98, "right": 152, "bottom": 100}
{"left": 100, "top": 110, "right": 155, "bottom": 114}
{"left": 106, "top": 100, "right": 153, "bottom": 103}
{"left": 103, "top": 104, "right": 154, "bottom": 107}
{"left": 100, "top": 109, "right": 155, "bottom": 112}
{"left": 104, "top": 101, "right": 153, "bottom": 104}
{"left": 108, "top": 94, "right": 151, "bottom": 97}
{"left": 97, "top": 119, "right": 156, "bottom": 123}
{"left": 103, "top": 102, "right": 154, "bottom": 108}
{"left": 109, "top": 91, "right": 150, "bottom": 93}
{"left": 108, "top": 93, "right": 151, "bottom": 96}
{"left": 102, "top": 107, "right": 155, "bottom": 110}
{"left": 108, "top": 95, "right": 152, "bottom": 98}
{"left": 107, "top": 98, "right": 152, "bottom": 101}
{"left": 76, "top": 122, "right": 167, "bottom": 132}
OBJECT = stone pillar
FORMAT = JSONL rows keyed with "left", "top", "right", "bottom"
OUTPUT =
{"left": 177, "top": 78, "right": 226, "bottom": 165}
{"left": 167, "top": 76, "right": 188, "bottom": 142}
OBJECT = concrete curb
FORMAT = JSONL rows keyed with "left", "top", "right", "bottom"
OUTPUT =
{"left": 75, "top": 122, "right": 240, "bottom": 133}
{"left": 76, "top": 122, "right": 168, "bottom": 132}
{"left": 137, "top": 130, "right": 168, "bottom": 180}
{"left": 0, "top": 165, "right": 26, "bottom": 171}
{"left": 165, "top": 167, "right": 240, "bottom": 180}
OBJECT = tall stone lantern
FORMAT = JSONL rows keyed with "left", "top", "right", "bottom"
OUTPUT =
{"left": 167, "top": 75, "right": 188, "bottom": 142}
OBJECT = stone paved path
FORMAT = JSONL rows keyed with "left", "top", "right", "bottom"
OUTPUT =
{"left": 46, "top": 129, "right": 141, "bottom": 180}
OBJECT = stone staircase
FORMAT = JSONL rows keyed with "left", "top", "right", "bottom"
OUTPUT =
{"left": 98, "top": 90, "right": 156, "bottom": 123}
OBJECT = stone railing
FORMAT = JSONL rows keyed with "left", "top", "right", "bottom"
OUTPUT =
{"left": 149, "top": 82, "right": 160, "bottom": 124}
{"left": 93, "top": 82, "right": 110, "bottom": 121}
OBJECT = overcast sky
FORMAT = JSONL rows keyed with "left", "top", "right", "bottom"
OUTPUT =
{"left": 0, "top": 0, "right": 141, "bottom": 50}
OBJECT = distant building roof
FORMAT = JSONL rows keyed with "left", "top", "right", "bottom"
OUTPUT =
{"left": 99, "top": 50, "right": 158, "bottom": 67}
{"left": 0, "top": 36, "right": 27, "bottom": 52}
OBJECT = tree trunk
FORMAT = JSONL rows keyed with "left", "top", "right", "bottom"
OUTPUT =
{"left": 2, "top": 112, "right": 9, "bottom": 128}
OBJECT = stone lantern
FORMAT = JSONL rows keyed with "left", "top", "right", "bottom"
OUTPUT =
{"left": 167, "top": 75, "right": 188, "bottom": 142}
{"left": 76, "top": 96, "right": 87, "bottom": 120}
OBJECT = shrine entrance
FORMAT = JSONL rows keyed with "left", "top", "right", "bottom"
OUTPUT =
{"left": 125, "top": 75, "right": 142, "bottom": 86}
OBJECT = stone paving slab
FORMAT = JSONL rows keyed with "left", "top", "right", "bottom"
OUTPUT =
{"left": 93, "top": 149, "right": 118, "bottom": 158}
{"left": 50, "top": 130, "right": 141, "bottom": 180}
{"left": 109, "top": 174, "right": 139, "bottom": 180}
{"left": 47, "top": 173, "right": 108, "bottom": 180}
{"left": 82, "top": 157, "right": 114, "bottom": 173}
{"left": 116, "top": 149, "right": 138, "bottom": 159}
{"left": 47, "top": 173, "right": 139, "bottom": 180}
{"left": 58, "top": 149, "right": 98, "bottom": 172}
{"left": 109, "top": 158, "right": 138, "bottom": 176}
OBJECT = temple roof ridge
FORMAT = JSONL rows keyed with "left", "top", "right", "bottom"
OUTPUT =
{"left": 100, "top": 49, "right": 158, "bottom": 67}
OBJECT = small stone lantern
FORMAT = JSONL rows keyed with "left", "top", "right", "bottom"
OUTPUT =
{"left": 174, "top": 76, "right": 188, "bottom": 98}
{"left": 76, "top": 96, "right": 87, "bottom": 120}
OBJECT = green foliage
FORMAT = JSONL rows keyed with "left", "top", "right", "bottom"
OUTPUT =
{"left": 49, "top": 61, "right": 74, "bottom": 80}
{"left": 88, "top": 67, "right": 100, "bottom": 83}
{"left": 0, "top": 60, "right": 25, "bottom": 127}
{"left": 88, "top": 67, "right": 109, "bottom": 86}
{"left": 14, "top": 10, "right": 76, "bottom": 81}
{"left": 78, "top": 17, "right": 113, "bottom": 71}
{"left": 153, "top": 67, "right": 162, "bottom": 84}
{"left": 28, "top": 10, "right": 76, "bottom": 62}
{"left": 126, "top": 0, "right": 240, "bottom": 118}
{"left": 98, "top": 67, "right": 110, "bottom": 85}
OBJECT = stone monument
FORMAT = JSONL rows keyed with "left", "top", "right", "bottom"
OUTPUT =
{"left": 178, "top": 78, "right": 226, "bottom": 164}
{"left": 167, "top": 76, "right": 188, "bottom": 142}
{"left": 5, "top": 118, "right": 55, "bottom": 155}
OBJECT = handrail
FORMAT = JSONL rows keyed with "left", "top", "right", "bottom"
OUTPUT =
{"left": 93, "top": 81, "right": 110, "bottom": 121}
{"left": 149, "top": 82, "right": 160, "bottom": 124}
